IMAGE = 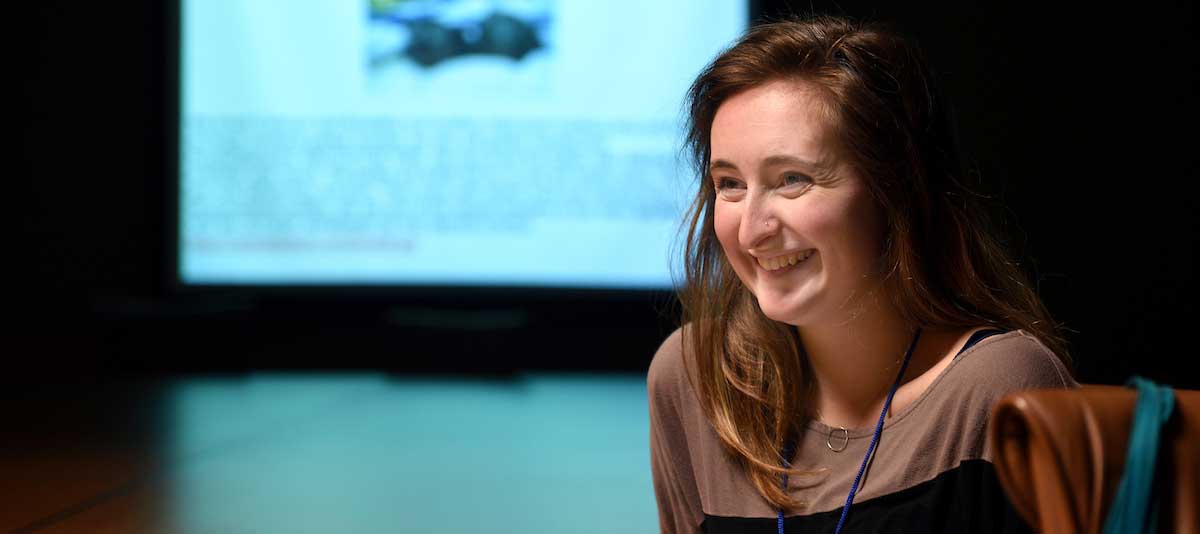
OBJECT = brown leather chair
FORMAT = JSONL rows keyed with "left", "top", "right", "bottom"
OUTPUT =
{"left": 988, "top": 384, "right": 1199, "bottom": 533}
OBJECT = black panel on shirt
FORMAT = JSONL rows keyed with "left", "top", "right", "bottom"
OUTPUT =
{"left": 699, "top": 459, "right": 1032, "bottom": 534}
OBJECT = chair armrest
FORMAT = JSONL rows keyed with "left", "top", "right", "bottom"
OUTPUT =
{"left": 988, "top": 385, "right": 1199, "bottom": 533}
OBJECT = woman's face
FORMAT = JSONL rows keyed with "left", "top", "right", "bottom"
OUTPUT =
{"left": 709, "top": 79, "right": 887, "bottom": 326}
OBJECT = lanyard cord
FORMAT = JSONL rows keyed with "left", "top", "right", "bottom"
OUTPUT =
{"left": 777, "top": 328, "right": 922, "bottom": 534}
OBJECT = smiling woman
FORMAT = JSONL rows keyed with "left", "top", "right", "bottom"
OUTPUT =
{"left": 648, "top": 14, "right": 1079, "bottom": 534}
{"left": 709, "top": 79, "right": 881, "bottom": 327}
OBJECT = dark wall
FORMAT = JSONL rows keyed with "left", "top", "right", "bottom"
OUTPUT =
{"left": 812, "top": 1, "right": 1198, "bottom": 389}
{"left": 15, "top": 2, "right": 1196, "bottom": 387}
{"left": 17, "top": 2, "right": 169, "bottom": 375}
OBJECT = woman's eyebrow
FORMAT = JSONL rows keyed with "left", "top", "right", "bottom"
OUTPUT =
{"left": 761, "top": 154, "right": 822, "bottom": 169}
{"left": 709, "top": 154, "right": 825, "bottom": 172}
{"left": 709, "top": 159, "right": 740, "bottom": 172}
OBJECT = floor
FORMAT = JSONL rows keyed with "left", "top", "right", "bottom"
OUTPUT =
{"left": 1, "top": 372, "right": 658, "bottom": 533}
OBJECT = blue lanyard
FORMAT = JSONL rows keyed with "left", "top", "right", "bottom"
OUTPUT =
{"left": 778, "top": 328, "right": 922, "bottom": 534}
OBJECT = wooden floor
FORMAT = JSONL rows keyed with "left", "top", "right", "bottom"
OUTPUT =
{"left": 1, "top": 372, "right": 657, "bottom": 533}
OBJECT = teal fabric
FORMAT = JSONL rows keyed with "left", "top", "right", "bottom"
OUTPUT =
{"left": 1102, "top": 376, "right": 1176, "bottom": 534}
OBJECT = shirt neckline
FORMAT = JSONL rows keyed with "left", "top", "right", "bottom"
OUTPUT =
{"left": 803, "top": 329, "right": 1020, "bottom": 439}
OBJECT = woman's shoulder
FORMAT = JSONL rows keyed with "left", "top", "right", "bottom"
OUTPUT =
{"left": 946, "top": 328, "right": 1080, "bottom": 401}
{"left": 884, "top": 329, "right": 1081, "bottom": 467}
{"left": 647, "top": 326, "right": 690, "bottom": 402}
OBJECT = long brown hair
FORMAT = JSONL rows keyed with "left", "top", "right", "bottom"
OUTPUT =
{"left": 676, "top": 15, "right": 1074, "bottom": 511}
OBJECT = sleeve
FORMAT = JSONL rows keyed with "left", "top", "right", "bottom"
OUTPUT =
{"left": 647, "top": 328, "right": 705, "bottom": 534}
{"left": 1006, "top": 330, "right": 1079, "bottom": 390}
{"left": 962, "top": 330, "right": 1078, "bottom": 532}
{"left": 967, "top": 331, "right": 1078, "bottom": 462}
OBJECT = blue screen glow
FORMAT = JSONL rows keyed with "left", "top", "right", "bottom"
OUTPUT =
{"left": 180, "top": 0, "right": 747, "bottom": 288}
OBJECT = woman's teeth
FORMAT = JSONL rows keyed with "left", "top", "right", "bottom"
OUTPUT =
{"left": 756, "top": 249, "right": 815, "bottom": 271}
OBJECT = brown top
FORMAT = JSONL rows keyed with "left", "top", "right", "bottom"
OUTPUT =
{"left": 647, "top": 327, "right": 1079, "bottom": 533}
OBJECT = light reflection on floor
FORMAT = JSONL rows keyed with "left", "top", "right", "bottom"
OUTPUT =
{"left": 4, "top": 372, "right": 657, "bottom": 534}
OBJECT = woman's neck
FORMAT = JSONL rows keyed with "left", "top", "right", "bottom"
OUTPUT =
{"left": 795, "top": 285, "right": 945, "bottom": 430}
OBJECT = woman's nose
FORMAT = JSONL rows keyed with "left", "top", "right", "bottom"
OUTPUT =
{"left": 739, "top": 194, "right": 779, "bottom": 249}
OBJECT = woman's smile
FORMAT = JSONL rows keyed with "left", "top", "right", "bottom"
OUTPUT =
{"left": 754, "top": 249, "right": 817, "bottom": 276}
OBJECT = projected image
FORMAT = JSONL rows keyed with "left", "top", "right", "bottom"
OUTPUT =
{"left": 365, "top": 0, "right": 554, "bottom": 99}
{"left": 367, "top": 0, "right": 551, "bottom": 68}
{"left": 180, "top": 0, "right": 746, "bottom": 288}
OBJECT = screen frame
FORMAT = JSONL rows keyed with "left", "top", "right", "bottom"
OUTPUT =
{"left": 163, "top": 0, "right": 763, "bottom": 309}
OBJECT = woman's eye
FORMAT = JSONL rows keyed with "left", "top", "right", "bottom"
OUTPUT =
{"left": 783, "top": 173, "right": 812, "bottom": 187}
{"left": 715, "top": 178, "right": 743, "bottom": 190}
{"left": 713, "top": 178, "right": 746, "bottom": 200}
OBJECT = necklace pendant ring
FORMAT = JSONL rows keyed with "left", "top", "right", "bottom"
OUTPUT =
{"left": 827, "top": 426, "right": 849, "bottom": 452}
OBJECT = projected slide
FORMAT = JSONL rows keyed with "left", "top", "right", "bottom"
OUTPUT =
{"left": 181, "top": 0, "right": 746, "bottom": 288}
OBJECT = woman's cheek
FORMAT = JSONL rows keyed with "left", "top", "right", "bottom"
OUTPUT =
{"left": 711, "top": 207, "right": 728, "bottom": 250}
{"left": 803, "top": 191, "right": 880, "bottom": 282}
{"left": 713, "top": 205, "right": 752, "bottom": 279}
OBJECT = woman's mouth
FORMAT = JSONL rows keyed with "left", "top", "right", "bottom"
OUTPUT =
{"left": 755, "top": 249, "right": 816, "bottom": 273}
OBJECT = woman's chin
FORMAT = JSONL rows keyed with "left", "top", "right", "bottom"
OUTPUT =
{"left": 756, "top": 298, "right": 804, "bottom": 325}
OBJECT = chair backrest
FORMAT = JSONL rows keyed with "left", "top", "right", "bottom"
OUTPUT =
{"left": 988, "top": 384, "right": 1199, "bottom": 533}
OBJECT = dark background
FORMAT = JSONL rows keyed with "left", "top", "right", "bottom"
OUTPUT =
{"left": 14, "top": 1, "right": 1197, "bottom": 387}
